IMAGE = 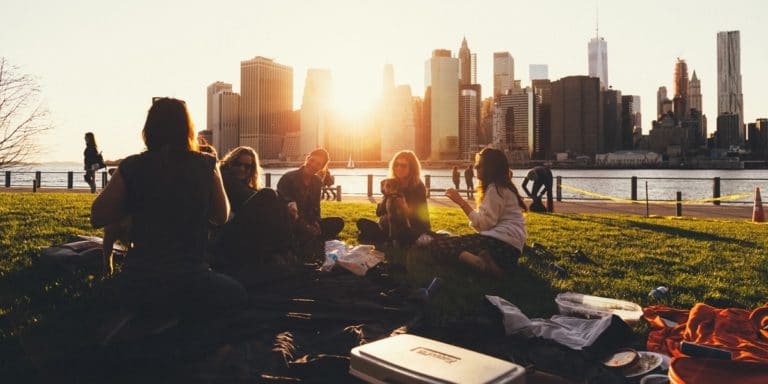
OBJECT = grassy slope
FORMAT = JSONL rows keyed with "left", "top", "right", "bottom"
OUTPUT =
{"left": 1, "top": 192, "right": 767, "bottom": 340}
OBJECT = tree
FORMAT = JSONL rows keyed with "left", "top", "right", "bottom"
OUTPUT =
{"left": 0, "top": 57, "right": 52, "bottom": 168}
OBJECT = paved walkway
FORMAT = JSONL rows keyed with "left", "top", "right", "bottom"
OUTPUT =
{"left": 2, "top": 187, "right": 761, "bottom": 220}
{"left": 339, "top": 194, "right": 759, "bottom": 220}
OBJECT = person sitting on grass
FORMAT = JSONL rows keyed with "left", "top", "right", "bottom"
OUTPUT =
{"left": 356, "top": 150, "right": 431, "bottom": 248}
{"left": 90, "top": 97, "right": 246, "bottom": 342}
{"left": 432, "top": 147, "right": 527, "bottom": 277}
{"left": 277, "top": 148, "right": 344, "bottom": 260}
{"left": 214, "top": 146, "right": 294, "bottom": 276}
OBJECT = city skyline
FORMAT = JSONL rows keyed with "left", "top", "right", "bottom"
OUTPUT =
{"left": 2, "top": 0, "right": 767, "bottom": 162}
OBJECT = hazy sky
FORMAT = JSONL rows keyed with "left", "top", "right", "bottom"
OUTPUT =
{"left": 2, "top": 0, "right": 766, "bottom": 162}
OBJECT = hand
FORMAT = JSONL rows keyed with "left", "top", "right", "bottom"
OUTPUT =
{"left": 287, "top": 202, "right": 298, "bottom": 220}
{"left": 445, "top": 188, "right": 463, "bottom": 204}
{"left": 103, "top": 254, "right": 113, "bottom": 276}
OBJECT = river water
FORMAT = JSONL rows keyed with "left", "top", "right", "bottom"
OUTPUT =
{"left": 5, "top": 163, "right": 768, "bottom": 204}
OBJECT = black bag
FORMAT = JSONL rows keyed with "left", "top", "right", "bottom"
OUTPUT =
{"left": 95, "top": 152, "right": 106, "bottom": 170}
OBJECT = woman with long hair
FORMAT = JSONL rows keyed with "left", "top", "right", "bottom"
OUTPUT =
{"left": 435, "top": 147, "right": 527, "bottom": 277}
{"left": 357, "top": 150, "right": 431, "bottom": 247}
{"left": 91, "top": 97, "right": 246, "bottom": 340}
{"left": 83, "top": 132, "right": 102, "bottom": 193}
{"left": 215, "top": 145, "right": 295, "bottom": 273}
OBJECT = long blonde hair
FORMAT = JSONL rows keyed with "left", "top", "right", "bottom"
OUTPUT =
{"left": 221, "top": 146, "right": 262, "bottom": 190}
{"left": 387, "top": 150, "right": 422, "bottom": 187}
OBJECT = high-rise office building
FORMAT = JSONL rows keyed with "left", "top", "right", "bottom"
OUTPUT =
{"left": 717, "top": 30, "right": 744, "bottom": 141}
{"left": 211, "top": 90, "right": 240, "bottom": 156}
{"left": 425, "top": 49, "right": 459, "bottom": 160}
{"left": 532, "top": 80, "right": 552, "bottom": 159}
{"left": 459, "top": 37, "right": 473, "bottom": 86}
{"left": 657, "top": 86, "right": 669, "bottom": 119}
{"left": 380, "top": 65, "right": 416, "bottom": 160}
{"left": 603, "top": 89, "right": 623, "bottom": 152}
{"left": 493, "top": 52, "right": 514, "bottom": 98}
{"left": 459, "top": 85, "right": 480, "bottom": 160}
{"left": 239, "top": 56, "right": 293, "bottom": 160}
{"left": 588, "top": 34, "right": 608, "bottom": 89}
{"left": 688, "top": 71, "right": 702, "bottom": 113}
{"left": 529, "top": 64, "right": 549, "bottom": 81}
{"left": 493, "top": 87, "right": 538, "bottom": 157}
{"left": 550, "top": 76, "right": 604, "bottom": 158}
{"left": 673, "top": 59, "right": 689, "bottom": 121}
{"left": 207, "top": 81, "right": 232, "bottom": 132}
{"left": 299, "top": 69, "right": 332, "bottom": 157}
{"left": 631, "top": 95, "right": 642, "bottom": 131}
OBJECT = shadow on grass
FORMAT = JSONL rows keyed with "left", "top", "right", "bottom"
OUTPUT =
{"left": 554, "top": 214, "right": 756, "bottom": 247}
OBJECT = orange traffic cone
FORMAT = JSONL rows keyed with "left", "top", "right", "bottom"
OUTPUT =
{"left": 753, "top": 187, "right": 765, "bottom": 223}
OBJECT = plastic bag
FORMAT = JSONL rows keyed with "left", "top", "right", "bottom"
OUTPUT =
{"left": 321, "top": 240, "right": 385, "bottom": 276}
{"left": 336, "top": 245, "right": 385, "bottom": 276}
{"left": 322, "top": 240, "right": 347, "bottom": 272}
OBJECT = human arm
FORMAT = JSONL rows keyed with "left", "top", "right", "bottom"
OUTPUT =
{"left": 467, "top": 186, "right": 506, "bottom": 232}
{"left": 521, "top": 176, "right": 533, "bottom": 198}
{"left": 90, "top": 168, "right": 128, "bottom": 228}
{"left": 445, "top": 188, "right": 474, "bottom": 217}
{"left": 209, "top": 163, "right": 230, "bottom": 226}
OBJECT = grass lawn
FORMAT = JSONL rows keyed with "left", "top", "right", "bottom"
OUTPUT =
{"left": 1, "top": 191, "right": 767, "bottom": 347}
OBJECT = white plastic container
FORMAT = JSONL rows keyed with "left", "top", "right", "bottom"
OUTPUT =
{"left": 349, "top": 334, "right": 526, "bottom": 384}
{"left": 555, "top": 292, "right": 643, "bottom": 325}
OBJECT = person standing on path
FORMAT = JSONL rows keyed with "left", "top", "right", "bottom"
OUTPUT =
{"left": 452, "top": 166, "right": 461, "bottom": 190}
{"left": 464, "top": 164, "right": 475, "bottom": 199}
{"left": 83, "top": 132, "right": 104, "bottom": 193}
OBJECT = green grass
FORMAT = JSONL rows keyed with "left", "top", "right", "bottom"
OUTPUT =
{"left": 2, "top": 192, "right": 767, "bottom": 343}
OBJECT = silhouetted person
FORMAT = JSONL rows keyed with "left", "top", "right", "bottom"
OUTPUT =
{"left": 464, "top": 164, "right": 474, "bottom": 199}
{"left": 83, "top": 132, "right": 104, "bottom": 193}
{"left": 452, "top": 166, "right": 461, "bottom": 190}
{"left": 91, "top": 97, "right": 246, "bottom": 342}
{"left": 321, "top": 169, "right": 336, "bottom": 201}
{"left": 522, "top": 166, "right": 554, "bottom": 213}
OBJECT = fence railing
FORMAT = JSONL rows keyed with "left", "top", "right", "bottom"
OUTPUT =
{"left": 3, "top": 170, "right": 766, "bottom": 205}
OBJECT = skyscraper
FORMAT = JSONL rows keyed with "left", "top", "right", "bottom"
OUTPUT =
{"left": 207, "top": 81, "right": 232, "bottom": 131}
{"left": 459, "top": 87, "right": 479, "bottom": 160}
{"left": 425, "top": 49, "right": 459, "bottom": 160}
{"left": 211, "top": 90, "right": 240, "bottom": 156}
{"left": 459, "top": 37, "right": 473, "bottom": 86}
{"left": 688, "top": 71, "right": 702, "bottom": 113}
{"left": 239, "top": 56, "right": 293, "bottom": 160}
{"left": 588, "top": 35, "right": 608, "bottom": 89}
{"left": 529, "top": 64, "right": 549, "bottom": 81}
{"left": 493, "top": 52, "right": 514, "bottom": 98}
{"left": 673, "top": 59, "right": 689, "bottom": 121}
{"left": 717, "top": 30, "right": 744, "bottom": 141}
{"left": 657, "top": 86, "right": 669, "bottom": 119}
{"left": 299, "top": 68, "right": 332, "bottom": 157}
{"left": 380, "top": 65, "right": 416, "bottom": 160}
{"left": 550, "top": 76, "right": 603, "bottom": 158}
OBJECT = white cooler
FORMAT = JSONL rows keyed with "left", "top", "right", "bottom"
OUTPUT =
{"left": 349, "top": 334, "right": 526, "bottom": 384}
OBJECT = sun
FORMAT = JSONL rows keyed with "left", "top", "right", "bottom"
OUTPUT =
{"left": 329, "top": 70, "right": 381, "bottom": 121}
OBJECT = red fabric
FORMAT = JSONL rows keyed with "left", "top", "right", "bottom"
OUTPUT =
{"left": 669, "top": 357, "right": 768, "bottom": 384}
{"left": 644, "top": 303, "right": 768, "bottom": 363}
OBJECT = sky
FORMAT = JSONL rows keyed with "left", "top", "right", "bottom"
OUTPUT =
{"left": 2, "top": 0, "right": 767, "bottom": 162}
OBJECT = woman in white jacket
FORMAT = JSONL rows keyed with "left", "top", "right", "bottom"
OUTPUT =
{"left": 437, "top": 148, "right": 527, "bottom": 277}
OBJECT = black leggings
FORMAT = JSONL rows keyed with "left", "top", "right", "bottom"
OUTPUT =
{"left": 429, "top": 233, "right": 521, "bottom": 272}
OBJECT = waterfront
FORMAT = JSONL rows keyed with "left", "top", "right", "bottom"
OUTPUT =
{"left": 5, "top": 163, "right": 768, "bottom": 204}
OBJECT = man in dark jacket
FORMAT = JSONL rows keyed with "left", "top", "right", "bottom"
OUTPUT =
{"left": 277, "top": 148, "right": 344, "bottom": 258}
{"left": 522, "top": 166, "right": 554, "bottom": 213}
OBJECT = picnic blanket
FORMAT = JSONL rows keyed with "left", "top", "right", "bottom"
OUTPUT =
{"left": 644, "top": 303, "right": 768, "bottom": 363}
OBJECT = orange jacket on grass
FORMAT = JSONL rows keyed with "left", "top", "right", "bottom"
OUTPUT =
{"left": 644, "top": 303, "right": 768, "bottom": 362}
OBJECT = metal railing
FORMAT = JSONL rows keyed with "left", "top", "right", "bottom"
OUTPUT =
{"left": 3, "top": 170, "right": 766, "bottom": 206}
